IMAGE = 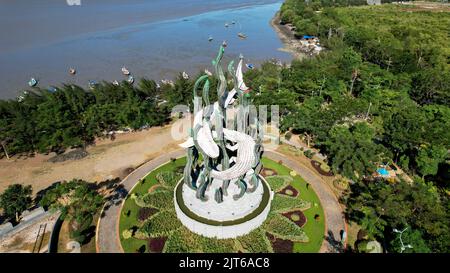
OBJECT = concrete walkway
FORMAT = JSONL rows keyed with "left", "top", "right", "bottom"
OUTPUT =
{"left": 96, "top": 148, "right": 346, "bottom": 253}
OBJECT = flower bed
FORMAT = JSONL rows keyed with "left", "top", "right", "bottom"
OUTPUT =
{"left": 148, "top": 237, "right": 167, "bottom": 253}
{"left": 311, "top": 160, "right": 334, "bottom": 176}
{"left": 282, "top": 210, "right": 307, "bottom": 228}
{"left": 261, "top": 167, "right": 278, "bottom": 177}
{"left": 266, "top": 232, "right": 293, "bottom": 253}
{"left": 278, "top": 185, "right": 299, "bottom": 197}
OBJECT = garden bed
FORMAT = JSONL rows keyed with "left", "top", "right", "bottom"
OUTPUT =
{"left": 261, "top": 167, "right": 278, "bottom": 177}
{"left": 278, "top": 185, "right": 299, "bottom": 197}
{"left": 311, "top": 160, "right": 333, "bottom": 176}
{"left": 282, "top": 210, "right": 307, "bottom": 228}
{"left": 266, "top": 232, "right": 293, "bottom": 253}
{"left": 119, "top": 157, "right": 325, "bottom": 253}
{"left": 148, "top": 236, "right": 167, "bottom": 253}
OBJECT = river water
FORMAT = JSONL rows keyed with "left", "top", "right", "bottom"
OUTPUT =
{"left": 0, "top": 0, "right": 291, "bottom": 99}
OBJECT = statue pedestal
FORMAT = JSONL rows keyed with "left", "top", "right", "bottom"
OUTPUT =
{"left": 174, "top": 175, "right": 273, "bottom": 239}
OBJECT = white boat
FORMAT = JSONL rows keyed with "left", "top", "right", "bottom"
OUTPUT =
{"left": 238, "top": 32, "right": 247, "bottom": 39}
{"left": 112, "top": 80, "right": 120, "bottom": 86}
{"left": 69, "top": 68, "right": 76, "bottom": 75}
{"left": 208, "top": 36, "right": 213, "bottom": 42}
{"left": 121, "top": 67, "right": 130, "bottom": 75}
{"left": 225, "top": 23, "right": 229, "bottom": 28}
{"left": 204, "top": 69, "right": 213, "bottom": 76}
{"left": 182, "top": 71, "right": 189, "bottom": 80}
{"left": 222, "top": 40, "right": 227, "bottom": 47}
{"left": 28, "top": 78, "right": 37, "bottom": 87}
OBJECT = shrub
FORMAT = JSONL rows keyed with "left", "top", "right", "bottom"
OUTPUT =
{"left": 304, "top": 150, "right": 315, "bottom": 159}
{"left": 122, "top": 229, "right": 133, "bottom": 239}
{"left": 320, "top": 163, "right": 330, "bottom": 173}
{"left": 284, "top": 132, "right": 293, "bottom": 141}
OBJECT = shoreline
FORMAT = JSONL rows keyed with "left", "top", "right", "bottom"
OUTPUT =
{"left": 270, "top": 12, "right": 307, "bottom": 60}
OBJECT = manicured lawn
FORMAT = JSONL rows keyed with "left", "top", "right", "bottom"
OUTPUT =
{"left": 262, "top": 158, "right": 325, "bottom": 253}
{"left": 119, "top": 157, "right": 186, "bottom": 253}
{"left": 119, "top": 157, "right": 325, "bottom": 253}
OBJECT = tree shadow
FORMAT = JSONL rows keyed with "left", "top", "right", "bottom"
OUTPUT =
{"left": 100, "top": 180, "right": 129, "bottom": 218}
{"left": 34, "top": 181, "right": 63, "bottom": 208}
{"left": 325, "top": 230, "right": 345, "bottom": 253}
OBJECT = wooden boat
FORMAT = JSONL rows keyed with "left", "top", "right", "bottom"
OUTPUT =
{"left": 238, "top": 32, "right": 247, "bottom": 39}
{"left": 121, "top": 67, "right": 130, "bottom": 75}
{"left": 69, "top": 68, "right": 76, "bottom": 75}
{"left": 28, "top": 78, "right": 38, "bottom": 87}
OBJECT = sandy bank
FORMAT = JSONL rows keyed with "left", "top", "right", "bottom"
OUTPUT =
{"left": 270, "top": 12, "right": 307, "bottom": 60}
{"left": 0, "top": 119, "right": 188, "bottom": 194}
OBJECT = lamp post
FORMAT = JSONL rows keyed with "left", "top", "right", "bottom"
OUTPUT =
{"left": 393, "top": 227, "right": 413, "bottom": 253}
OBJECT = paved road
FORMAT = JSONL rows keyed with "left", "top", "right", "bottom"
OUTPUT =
{"left": 96, "top": 148, "right": 346, "bottom": 253}
{"left": 96, "top": 149, "right": 185, "bottom": 253}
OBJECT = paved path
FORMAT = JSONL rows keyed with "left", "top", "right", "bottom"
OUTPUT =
{"left": 96, "top": 149, "right": 185, "bottom": 253}
{"left": 96, "top": 148, "right": 346, "bottom": 253}
{"left": 264, "top": 150, "right": 347, "bottom": 253}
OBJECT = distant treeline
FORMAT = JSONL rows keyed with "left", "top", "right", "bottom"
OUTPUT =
{"left": 0, "top": 74, "right": 221, "bottom": 156}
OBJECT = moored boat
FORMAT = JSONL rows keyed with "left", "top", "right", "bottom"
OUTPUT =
{"left": 238, "top": 32, "right": 247, "bottom": 39}
{"left": 28, "top": 78, "right": 38, "bottom": 87}
{"left": 121, "top": 67, "right": 130, "bottom": 75}
{"left": 127, "top": 75, "right": 134, "bottom": 84}
{"left": 69, "top": 68, "right": 76, "bottom": 75}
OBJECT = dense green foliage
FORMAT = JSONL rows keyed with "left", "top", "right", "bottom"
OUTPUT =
{"left": 345, "top": 179, "right": 449, "bottom": 252}
{"left": 250, "top": 2, "right": 450, "bottom": 182}
{"left": 0, "top": 75, "right": 195, "bottom": 156}
{"left": 0, "top": 184, "right": 32, "bottom": 222}
{"left": 247, "top": 1, "right": 450, "bottom": 253}
{"left": 39, "top": 179, "right": 104, "bottom": 241}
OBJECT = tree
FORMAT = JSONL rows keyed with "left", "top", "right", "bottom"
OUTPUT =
{"left": 326, "top": 122, "right": 391, "bottom": 180}
{"left": 389, "top": 227, "right": 431, "bottom": 253}
{"left": 39, "top": 179, "right": 104, "bottom": 240}
{"left": 0, "top": 184, "right": 33, "bottom": 222}
{"left": 415, "top": 145, "right": 448, "bottom": 178}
